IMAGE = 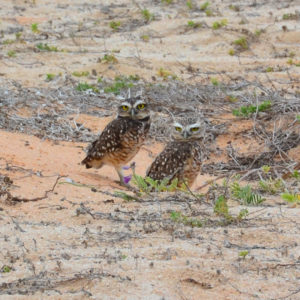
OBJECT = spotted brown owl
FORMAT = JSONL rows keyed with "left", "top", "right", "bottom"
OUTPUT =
{"left": 146, "top": 115, "right": 205, "bottom": 188}
{"left": 82, "top": 97, "right": 151, "bottom": 186}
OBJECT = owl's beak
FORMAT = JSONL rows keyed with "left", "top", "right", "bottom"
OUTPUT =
{"left": 183, "top": 131, "right": 190, "bottom": 139}
{"left": 131, "top": 109, "right": 136, "bottom": 117}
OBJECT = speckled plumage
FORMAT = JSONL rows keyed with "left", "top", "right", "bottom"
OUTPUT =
{"left": 147, "top": 114, "right": 205, "bottom": 188}
{"left": 82, "top": 97, "right": 150, "bottom": 185}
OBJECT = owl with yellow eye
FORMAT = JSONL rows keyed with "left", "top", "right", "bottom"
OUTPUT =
{"left": 82, "top": 97, "right": 150, "bottom": 186}
{"left": 147, "top": 114, "right": 206, "bottom": 188}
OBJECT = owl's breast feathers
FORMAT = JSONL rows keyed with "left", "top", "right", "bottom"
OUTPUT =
{"left": 82, "top": 116, "right": 150, "bottom": 168}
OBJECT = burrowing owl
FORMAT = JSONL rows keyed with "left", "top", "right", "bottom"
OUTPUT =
{"left": 82, "top": 97, "right": 151, "bottom": 186}
{"left": 147, "top": 114, "right": 205, "bottom": 188}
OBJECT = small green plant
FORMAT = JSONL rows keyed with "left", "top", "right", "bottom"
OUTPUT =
{"left": 31, "top": 23, "right": 39, "bottom": 33}
{"left": 281, "top": 193, "right": 300, "bottom": 203}
{"left": 226, "top": 95, "right": 238, "bottom": 102}
{"left": 231, "top": 182, "right": 265, "bottom": 205}
{"left": 46, "top": 73, "right": 56, "bottom": 81}
{"left": 265, "top": 66, "right": 274, "bottom": 72}
{"left": 228, "top": 48, "right": 235, "bottom": 56}
{"left": 239, "top": 250, "right": 249, "bottom": 258}
{"left": 255, "top": 29, "right": 264, "bottom": 37}
{"left": 289, "top": 52, "right": 296, "bottom": 58}
{"left": 212, "top": 19, "right": 227, "bottom": 30}
{"left": 214, "top": 195, "right": 229, "bottom": 216}
{"left": 232, "top": 100, "right": 272, "bottom": 117}
{"left": 162, "top": 0, "right": 173, "bottom": 4}
{"left": 104, "top": 75, "right": 139, "bottom": 95}
{"left": 291, "top": 169, "right": 300, "bottom": 179}
{"left": 72, "top": 71, "right": 89, "bottom": 77}
{"left": 187, "top": 20, "right": 202, "bottom": 28}
{"left": 186, "top": 0, "right": 193, "bottom": 9}
{"left": 297, "top": 115, "right": 300, "bottom": 122}
{"left": 100, "top": 53, "right": 118, "bottom": 64}
{"left": 233, "top": 37, "right": 248, "bottom": 50}
{"left": 3, "top": 39, "right": 14, "bottom": 45}
{"left": 229, "top": 4, "right": 239, "bottom": 11}
{"left": 141, "top": 9, "right": 154, "bottom": 22}
{"left": 157, "top": 68, "right": 177, "bottom": 80}
{"left": 109, "top": 21, "right": 121, "bottom": 31}
{"left": 282, "top": 13, "right": 298, "bottom": 20}
{"left": 76, "top": 82, "right": 99, "bottom": 93}
{"left": 200, "top": 1, "right": 210, "bottom": 11}
{"left": 132, "top": 174, "right": 181, "bottom": 193}
{"left": 262, "top": 165, "right": 271, "bottom": 174}
{"left": 170, "top": 211, "right": 202, "bottom": 228}
{"left": 1, "top": 265, "right": 11, "bottom": 273}
{"left": 36, "top": 43, "right": 59, "bottom": 52}
{"left": 7, "top": 50, "right": 16, "bottom": 57}
{"left": 211, "top": 77, "right": 219, "bottom": 86}
{"left": 15, "top": 32, "right": 22, "bottom": 40}
{"left": 205, "top": 9, "right": 213, "bottom": 16}
{"left": 287, "top": 58, "right": 293, "bottom": 65}
{"left": 141, "top": 34, "right": 150, "bottom": 42}
{"left": 215, "top": 195, "right": 249, "bottom": 224}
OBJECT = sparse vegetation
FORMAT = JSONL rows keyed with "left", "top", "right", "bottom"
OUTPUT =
{"left": 162, "top": 0, "right": 173, "bottom": 4}
{"left": 231, "top": 182, "right": 265, "bottom": 205}
{"left": 229, "top": 4, "right": 239, "bottom": 12}
{"left": 186, "top": 0, "right": 193, "bottom": 10}
{"left": 7, "top": 50, "right": 16, "bottom": 57}
{"left": 228, "top": 48, "right": 235, "bottom": 56}
{"left": 31, "top": 23, "right": 39, "bottom": 33}
{"left": 282, "top": 13, "right": 299, "bottom": 20}
{"left": 281, "top": 193, "right": 300, "bottom": 203}
{"left": 72, "top": 71, "right": 89, "bottom": 77}
{"left": 99, "top": 53, "right": 118, "bottom": 64}
{"left": 232, "top": 100, "right": 272, "bottom": 117}
{"left": 205, "top": 9, "right": 213, "bottom": 16}
{"left": 239, "top": 251, "right": 249, "bottom": 259}
{"left": 141, "top": 9, "right": 154, "bottom": 22}
{"left": 187, "top": 20, "right": 202, "bottom": 28}
{"left": 211, "top": 77, "right": 219, "bottom": 86}
{"left": 76, "top": 82, "right": 99, "bottom": 93}
{"left": 212, "top": 19, "right": 227, "bottom": 30}
{"left": 214, "top": 195, "right": 249, "bottom": 224}
{"left": 265, "top": 66, "right": 274, "bottom": 72}
{"left": 109, "top": 21, "right": 121, "bottom": 31}
{"left": 1, "top": 265, "right": 11, "bottom": 273}
{"left": 104, "top": 75, "right": 139, "bottom": 95}
{"left": 200, "top": 1, "right": 210, "bottom": 11}
{"left": 140, "top": 34, "right": 150, "bottom": 42}
{"left": 157, "top": 68, "right": 177, "bottom": 80}
{"left": 233, "top": 37, "right": 249, "bottom": 50}
{"left": 170, "top": 211, "right": 202, "bottom": 228}
{"left": 46, "top": 73, "right": 56, "bottom": 81}
{"left": 36, "top": 43, "right": 59, "bottom": 52}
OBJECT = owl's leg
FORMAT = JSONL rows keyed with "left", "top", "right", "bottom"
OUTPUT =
{"left": 115, "top": 167, "right": 131, "bottom": 188}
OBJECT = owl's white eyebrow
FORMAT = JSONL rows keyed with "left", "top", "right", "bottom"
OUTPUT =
{"left": 133, "top": 100, "right": 146, "bottom": 107}
{"left": 173, "top": 122, "right": 183, "bottom": 128}
{"left": 188, "top": 123, "right": 201, "bottom": 129}
{"left": 120, "top": 102, "right": 131, "bottom": 107}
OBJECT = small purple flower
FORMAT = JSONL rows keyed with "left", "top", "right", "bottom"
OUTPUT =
{"left": 122, "top": 165, "right": 131, "bottom": 170}
{"left": 123, "top": 175, "right": 132, "bottom": 184}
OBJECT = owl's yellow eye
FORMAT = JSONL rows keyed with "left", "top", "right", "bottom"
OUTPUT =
{"left": 175, "top": 127, "right": 182, "bottom": 132}
{"left": 122, "top": 105, "right": 129, "bottom": 111}
{"left": 137, "top": 103, "right": 145, "bottom": 110}
{"left": 191, "top": 127, "right": 199, "bottom": 132}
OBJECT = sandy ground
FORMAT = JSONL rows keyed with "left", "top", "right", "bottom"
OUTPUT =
{"left": 0, "top": 0, "right": 300, "bottom": 299}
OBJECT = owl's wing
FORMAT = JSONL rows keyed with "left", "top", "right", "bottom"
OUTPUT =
{"left": 81, "top": 118, "right": 125, "bottom": 166}
{"left": 146, "top": 142, "right": 190, "bottom": 182}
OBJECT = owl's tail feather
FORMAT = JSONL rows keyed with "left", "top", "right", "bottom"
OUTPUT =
{"left": 81, "top": 156, "right": 103, "bottom": 169}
